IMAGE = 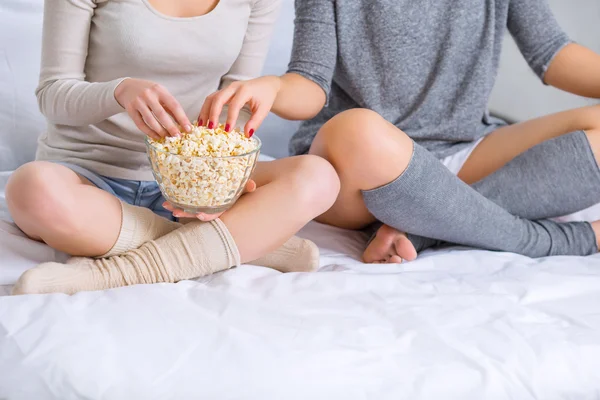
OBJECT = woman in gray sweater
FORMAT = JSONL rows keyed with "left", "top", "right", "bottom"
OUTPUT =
{"left": 8, "top": 0, "right": 341, "bottom": 295}
{"left": 201, "top": 0, "right": 600, "bottom": 263}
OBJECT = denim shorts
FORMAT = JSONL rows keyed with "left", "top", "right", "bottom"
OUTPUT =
{"left": 56, "top": 162, "right": 175, "bottom": 221}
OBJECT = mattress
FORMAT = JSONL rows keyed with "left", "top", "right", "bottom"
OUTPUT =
{"left": 2, "top": 173, "right": 600, "bottom": 399}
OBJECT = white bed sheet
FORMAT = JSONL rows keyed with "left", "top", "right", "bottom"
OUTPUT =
{"left": 2, "top": 174, "right": 600, "bottom": 399}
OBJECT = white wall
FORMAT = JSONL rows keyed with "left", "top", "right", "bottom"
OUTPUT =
{"left": 489, "top": 0, "right": 600, "bottom": 121}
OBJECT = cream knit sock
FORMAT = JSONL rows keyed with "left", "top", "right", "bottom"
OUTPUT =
{"left": 101, "top": 201, "right": 181, "bottom": 258}
{"left": 103, "top": 201, "right": 319, "bottom": 272}
{"left": 12, "top": 220, "right": 239, "bottom": 295}
{"left": 250, "top": 236, "right": 320, "bottom": 272}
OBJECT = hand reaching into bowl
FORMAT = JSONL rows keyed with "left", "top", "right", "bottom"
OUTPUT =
{"left": 162, "top": 179, "right": 257, "bottom": 221}
{"left": 115, "top": 78, "right": 192, "bottom": 139}
{"left": 197, "top": 76, "right": 281, "bottom": 137}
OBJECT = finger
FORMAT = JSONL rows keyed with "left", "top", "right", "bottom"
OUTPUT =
{"left": 148, "top": 99, "right": 181, "bottom": 137}
{"left": 162, "top": 202, "right": 190, "bottom": 217}
{"left": 208, "top": 86, "right": 237, "bottom": 130}
{"left": 163, "top": 202, "right": 223, "bottom": 220}
{"left": 130, "top": 109, "right": 160, "bottom": 140}
{"left": 195, "top": 212, "right": 224, "bottom": 221}
{"left": 197, "top": 94, "right": 214, "bottom": 127}
{"left": 225, "top": 92, "right": 252, "bottom": 133}
{"left": 172, "top": 210, "right": 200, "bottom": 218}
{"left": 244, "top": 104, "right": 270, "bottom": 138}
{"left": 157, "top": 89, "right": 192, "bottom": 133}
{"left": 137, "top": 104, "right": 169, "bottom": 138}
{"left": 243, "top": 179, "right": 256, "bottom": 194}
{"left": 162, "top": 202, "right": 175, "bottom": 211}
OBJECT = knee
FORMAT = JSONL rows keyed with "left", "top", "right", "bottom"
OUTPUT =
{"left": 311, "top": 109, "right": 413, "bottom": 185}
{"left": 6, "top": 163, "right": 49, "bottom": 213}
{"left": 316, "top": 109, "right": 386, "bottom": 156}
{"left": 6, "top": 162, "right": 76, "bottom": 231}
{"left": 314, "top": 108, "right": 412, "bottom": 168}
{"left": 289, "top": 155, "right": 341, "bottom": 215}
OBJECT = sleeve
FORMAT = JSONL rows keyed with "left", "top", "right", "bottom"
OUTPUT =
{"left": 35, "top": 0, "right": 128, "bottom": 126}
{"left": 219, "top": 0, "right": 282, "bottom": 87}
{"left": 507, "top": 0, "right": 572, "bottom": 82}
{"left": 286, "top": 0, "right": 337, "bottom": 97}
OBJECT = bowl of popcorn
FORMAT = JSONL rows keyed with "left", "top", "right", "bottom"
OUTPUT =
{"left": 146, "top": 123, "right": 261, "bottom": 215}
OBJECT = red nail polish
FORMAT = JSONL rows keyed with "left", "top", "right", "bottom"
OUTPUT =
{"left": 208, "top": 121, "right": 214, "bottom": 129}
{"left": 198, "top": 119, "right": 203, "bottom": 126}
{"left": 225, "top": 124, "right": 231, "bottom": 132}
{"left": 248, "top": 129, "right": 255, "bottom": 137}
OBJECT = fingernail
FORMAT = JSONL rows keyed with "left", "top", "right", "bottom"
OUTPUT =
{"left": 208, "top": 121, "right": 214, "bottom": 129}
{"left": 185, "top": 125, "right": 192, "bottom": 132}
{"left": 248, "top": 129, "right": 255, "bottom": 138}
{"left": 197, "top": 214, "right": 206, "bottom": 221}
{"left": 225, "top": 124, "right": 231, "bottom": 132}
{"left": 198, "top": 119, "right": 203, "bottom": 126}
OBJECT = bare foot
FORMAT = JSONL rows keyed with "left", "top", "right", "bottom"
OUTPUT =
{"left": 362, "top": 224, "right": 418, "bottom": 264}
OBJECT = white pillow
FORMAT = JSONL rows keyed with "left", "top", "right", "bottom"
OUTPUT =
{"left": 0, "top": 0, "right": 46, "bottom": 172}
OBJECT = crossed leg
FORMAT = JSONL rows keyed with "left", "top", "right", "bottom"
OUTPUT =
{"left": 308, "top": 105, "right": 600, "bottom": 262}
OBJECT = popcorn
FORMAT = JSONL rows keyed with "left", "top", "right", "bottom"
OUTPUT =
{"left": 147, "top": 124, "right": 260, "bottom": 212}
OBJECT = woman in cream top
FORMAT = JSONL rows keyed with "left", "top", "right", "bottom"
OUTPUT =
{"left": 7, "top": 0, "right": 339, "bottom": 295}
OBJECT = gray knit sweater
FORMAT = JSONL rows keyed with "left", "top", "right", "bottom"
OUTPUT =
{"left": 287, "top": 0, "right": 570, "bottom": 158}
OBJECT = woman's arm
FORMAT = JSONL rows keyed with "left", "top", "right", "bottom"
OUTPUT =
{"left": 507, "top": 0, "right": 600, "bottom": 98}
{"left": 36, "top": 0, "right": 128, "bottom": 126}
{"left": 544, "top": 43, "right": 600, "bottom": 99}
{"left": 506, "top": 0, "right": 571, "bottom": 83}
{"left": 37, "top": 0, "right": 191, "bottom": 137}
{"left": 202, "top": 0, "right": 281, "bottom": 130}
{"left": 271, "top": 73, "right": 326, "bottom": 121}
{"left": 275, "top": 0, "right": 338, "bottom": 117}
{"left": 200, "top": 0, "right": 337, "bottom": 135}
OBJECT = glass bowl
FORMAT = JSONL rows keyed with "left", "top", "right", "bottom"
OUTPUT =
{"left": 146, "top": 135, "right": 261, "bottom": 215}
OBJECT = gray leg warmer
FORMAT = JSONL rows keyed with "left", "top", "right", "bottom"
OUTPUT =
{"left": 362, "top": 140, "right": 598, "bottom": 257}
{"left": 472, "top": 130, "right": 600, "bottom": 220}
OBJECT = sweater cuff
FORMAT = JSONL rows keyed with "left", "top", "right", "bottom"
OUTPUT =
{"left": 108, "top": 77, "right": 130, "bottom": 114}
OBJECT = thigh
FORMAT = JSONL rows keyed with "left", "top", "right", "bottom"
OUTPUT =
{"left": 250, "top": 157, "right": 316, "bottom": 187}
{"left": 458, "top": 105, "right": 600, "bottom": 184}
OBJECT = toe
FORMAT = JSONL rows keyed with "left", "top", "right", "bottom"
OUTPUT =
{"left": 388, "top": 255, "right": 404, "bottom": 264}
{"left": 395, "top": 235, "right": 418, "bottom": 262}
{"left": 304, "top": 239, "right": 321, "bottom": 272}
{"left": 12, "top": 268, "right": 45, "bottom": 295}
{"left": 363, "top": 230, "right": 396, "bottom": 263}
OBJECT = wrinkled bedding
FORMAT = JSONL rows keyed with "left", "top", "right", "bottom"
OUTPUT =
{"left": 2, "top": 172, "right": 600, "bottom": 399}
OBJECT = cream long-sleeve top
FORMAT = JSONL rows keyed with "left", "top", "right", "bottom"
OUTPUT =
{"left": 35, "top": 0, "right": 279, "bottom": 180}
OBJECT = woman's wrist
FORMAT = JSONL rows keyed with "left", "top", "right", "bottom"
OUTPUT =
{"left": 114, "top": 77, "right": 133, "bottom": 108}
{"left": 266, "top": 75, "right": 282, "bottom": 94}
